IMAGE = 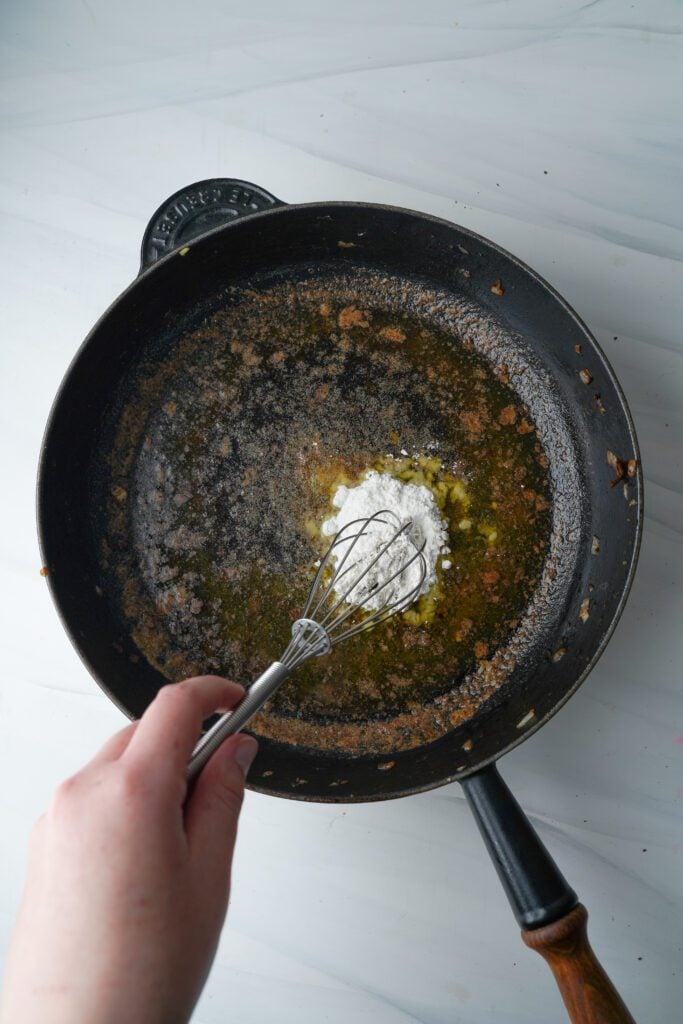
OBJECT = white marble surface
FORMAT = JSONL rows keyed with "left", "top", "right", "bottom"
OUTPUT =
{"left": 1, "top": 2, "right": 682, "bottom": 1021}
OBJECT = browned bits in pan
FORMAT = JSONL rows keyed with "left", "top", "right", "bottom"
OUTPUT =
{"left": 579, "top": 369, "right": 593, "bottom": 385}
{"left": 338, "top": 305, "right": 369, "bottom": 329}
{"left": 574, "top": 344, "right": 582, "bottom": 355}
{"left": 460, "top": 410, "right": 485, "bottom": 437}
{"left": 454, "top": 618, "right": 474, "bottom": 642}
{"left": 490, "top": 279, "right": 505, "bottom": 297}
{"left": 498, "top": 404, "right": 517, "bottom": 426}
{"left": 579, "top": 597, "right": 590, "bottom": 623}
{"left": 39, "top": 565, "right": 49, "bottom": 577}
{"left": 378, "top": 326, "right": 406, "bottom": 343}
{"left": 607, "top": 450, "right": 625, "bottom": 486}
{"left": 607, "top": 450, "right": 636, "bottom": 488}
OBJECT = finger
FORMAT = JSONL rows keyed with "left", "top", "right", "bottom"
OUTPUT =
{"left": 88, "top": 722, "right": 139, "bottom": 766}
{"left": 185, "top": 734, "right": 258, "bottom": 892}
{"left": 123, "top": 676, "right": 245, "bottom": 781}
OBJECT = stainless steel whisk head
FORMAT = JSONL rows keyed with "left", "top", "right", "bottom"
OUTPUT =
{"left": 188, "top": 510, "right": 427, "bottom": 779}
{"left": 280, "top": 509, "right": 428, "bottom": 669}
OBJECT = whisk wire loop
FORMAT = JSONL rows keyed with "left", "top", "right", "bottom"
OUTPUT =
{"left": 317, "top": 513, "right": 408, "bottom": 625}
{"left": 303, "top": 510, "right": 397, "bottom": 622}
{"left": 303, "top": 509, "right": 428, "bottom": 649}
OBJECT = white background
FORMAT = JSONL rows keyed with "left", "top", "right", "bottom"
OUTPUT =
{"left": 1, "top": 2, "right": 682, "bottom": 1021}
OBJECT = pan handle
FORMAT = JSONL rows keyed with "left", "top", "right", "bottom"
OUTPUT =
{"left": 461, "top": 764, "right": 636, "bottom": 1023}
{"left": 139, "top": 178, "right": 286, "bottom": 271}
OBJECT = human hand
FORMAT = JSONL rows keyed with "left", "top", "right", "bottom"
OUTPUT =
{"left": 0, "top": 676, "right": 258, "bottom": 1024}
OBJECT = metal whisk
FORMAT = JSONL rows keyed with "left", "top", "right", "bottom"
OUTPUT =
{"left": 188, "top": 509, "right": 427, "bottom": 780}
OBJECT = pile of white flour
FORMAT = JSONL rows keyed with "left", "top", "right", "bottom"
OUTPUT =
{"left": 321, "top": 471, "right": 450, "bottom": 612}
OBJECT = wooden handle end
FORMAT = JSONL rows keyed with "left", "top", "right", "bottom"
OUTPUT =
{"left": 522, "top": 904, "right": 636, "bottom": 1023}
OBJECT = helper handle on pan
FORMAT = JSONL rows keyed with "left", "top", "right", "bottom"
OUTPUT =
{"left": 140, "top": 178, "right": 286, "bottom": 271}
{"left": 461, "top": 764, "right": 636, "bottom": 1024}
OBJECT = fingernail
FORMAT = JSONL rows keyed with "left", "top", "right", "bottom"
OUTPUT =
{"left": 234, "top": 736, "right": 259, "bottom": 777}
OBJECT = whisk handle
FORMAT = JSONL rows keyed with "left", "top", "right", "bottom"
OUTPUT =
{"left": 187, "top": 662, "right": 290, "bottom": 782}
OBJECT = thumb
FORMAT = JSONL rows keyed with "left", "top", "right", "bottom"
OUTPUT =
{"left": 185, "top": 734, "right": 258, "bottom": 888}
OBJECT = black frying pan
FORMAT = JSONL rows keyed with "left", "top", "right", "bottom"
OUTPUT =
{"left": 38, "top": 179, "right": 642, "bottom": 1022}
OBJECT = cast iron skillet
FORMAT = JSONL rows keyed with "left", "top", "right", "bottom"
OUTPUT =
{"left": 39, "top": 179, "right": 642, "bottom": 1022}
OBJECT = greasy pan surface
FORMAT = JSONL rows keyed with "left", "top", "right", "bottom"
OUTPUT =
{"left": 103, "top": 268, "right": 559, "bottom": 755}
{"left": 38, "top": 202, "right": 642, "bottom": 800}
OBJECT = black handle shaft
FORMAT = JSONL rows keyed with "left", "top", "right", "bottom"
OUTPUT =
{"left": 461, "top": 763, "right": 577, "bottom": 929}
{"left": 139, "top": 178, "right": 285, "bottom": 271}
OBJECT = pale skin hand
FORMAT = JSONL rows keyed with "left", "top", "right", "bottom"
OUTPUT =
{"left": 0, "top": 676, "right": 258, "bottom": 1024}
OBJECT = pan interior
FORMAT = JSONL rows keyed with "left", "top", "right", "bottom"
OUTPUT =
{"left": 97, "top": 265, "right": 580, "bottom": 756}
